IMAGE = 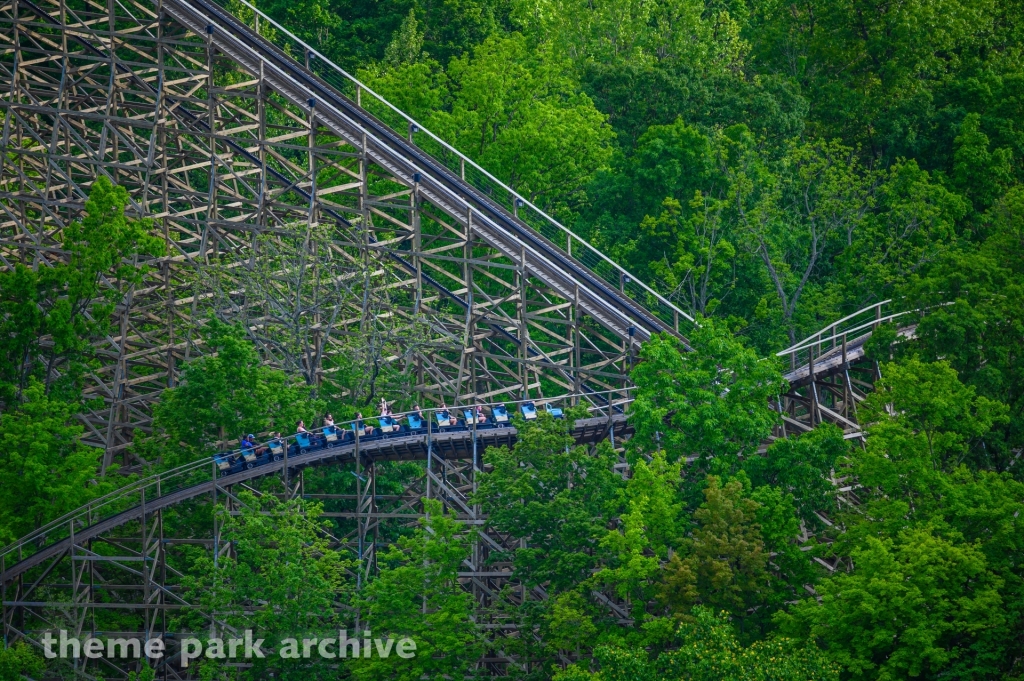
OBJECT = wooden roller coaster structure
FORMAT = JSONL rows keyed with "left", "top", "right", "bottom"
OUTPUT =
{"left": 0, "top": 0, "right": 905, "bottom": 672}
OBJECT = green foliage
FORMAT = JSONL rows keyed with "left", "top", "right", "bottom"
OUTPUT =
{"left": 0, "top": 175, "right": 163, "bottom": 404}
{"left": 659, "top": 476, "right": 769, "bottom": 624}
{"left": 786, "top": 357, "right": 1024, "bottom": 679}
{"left": 152, "top": 318, "right": 323, "bottom": 464}
{"left": 555, "top": 608, "right": 838, "bottom": 680}
{"left": 178, "top": 490, "right": 348, "bottom": 680}
{"left": 0, "top": 380, "right": 124, "bottom": 543}
{"left": 893, "top": 186, "right": 1024, "bottom": 468}
{"left": 744, "top": 424, "right": 846, "bottom": 527}
{"left": 629, "top": 322, "right": 785, "bottom": 470}
{"left": 596, "top": 452, "right": 684, "bottom": 608}
{"left": 0, "top": 641, "right": 44, "bottom": 681}
{"left": 861, "top": 359, "right": 1008, "bottom": 474}
{"left": 778, "top": 528, "right": 1004, "bottom": 681}
{"left": 476, "top": 408, "right": 622, "bottom": 591}
{"left": 352, "top": 498, "right": 482, "bottom": 681}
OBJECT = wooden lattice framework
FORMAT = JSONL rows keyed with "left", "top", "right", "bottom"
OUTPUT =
{"left": 0, "top": 0, "right": 885, "bottom": 676}
{"left": 0, "top": 0, "right": 685, "bottom": 473}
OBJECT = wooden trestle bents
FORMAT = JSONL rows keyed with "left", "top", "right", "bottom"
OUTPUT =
{"left": 0, "top": 0, "right": 682, "bottom": 472}
{"left": 0, "top": 0, "right": 887, "bottom": 675}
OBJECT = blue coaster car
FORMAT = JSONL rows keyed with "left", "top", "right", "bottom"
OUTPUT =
{"left": 463, "top": 409, "right": 487, "bottom": 426}
{"left": 492, "top": 404, "right": 510, "bottom": 425}
{"left": 322, "top": 425, "right": 345, "bottom": 448}
{"left": 379, "top": 416, "right": 403, "bottom": 436}
{"left": 520, "top": 401, "right": 538, "bottom": 420}
{"left": 350, "top": 421, "right": 380, "bottom": 441}
{"left": 407, "top": 413, "right": 427, "bottom": 431}
{"left": 215, "top": 453, "right": 238, "bottom": 476}
{"left": 240, "top": 444, "right": 259, "bottom": 466}
{"left": 294, "top": 432, "right": 320, "bottom": 454}
{"left": 436, "top": 411, "right": 459, "bottom": 429}
{"left": 268, "top": 439, "right": 286, "bottom": 460}
{"left": 545, "top": 403, "right": 564, "bottom": 418}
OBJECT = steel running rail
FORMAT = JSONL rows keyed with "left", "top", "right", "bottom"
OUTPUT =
{"left": 164, "top": 0, "right": 689, "bottom": 341}
{"left": 211, "top": 0, "right": 694, "bottom": 335}
{"left": 13, "top": 0, "right": 679, "bottom": 402}
{"left": 0, "top": 393, "right": 633, "bottom": 583}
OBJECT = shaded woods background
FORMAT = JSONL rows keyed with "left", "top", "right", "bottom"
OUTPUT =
{"left": 2, "top": 0, "right": 1024, "bottom": 676}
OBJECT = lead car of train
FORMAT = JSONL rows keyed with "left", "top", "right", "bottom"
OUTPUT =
{"left": 213, "top": 401, "right": 564, "bottom": 477}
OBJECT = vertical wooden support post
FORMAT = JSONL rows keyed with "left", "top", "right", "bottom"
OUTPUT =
{"left": 808, "top": 345, "right": 818, "bottom": 427}
{"left": 412, "top": 178, "right": 423, "bottom": 315}
{"left": 211, "top": 460, "right": 218, "bottom": 569}
{"left": 354, "top": 422, "right": 362, "bottom": 589}
{"left": 573, "top": 282, "right": 581, "bottom": 403}
{"left": 518, "top": 246, "right": 529, "bottom": 399}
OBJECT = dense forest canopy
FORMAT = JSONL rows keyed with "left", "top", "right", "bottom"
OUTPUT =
{"left": 1, "top": 0, "right": 1023, "bottom": 676}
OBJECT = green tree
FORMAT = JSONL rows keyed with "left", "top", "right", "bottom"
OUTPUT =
{"left": 752, "top": 0, "right": 996, "bottom": 157}
{"left": 595, "top": 452, "right": 685, "bottom": 615}
{"left": 555, "top": 607, "right": 838, "bottom": 680}
{"left": 839, "top": 159, "right": 965, "bottom": 302}
{"left": 951, "top": 113, "right": 1014, "bottom": 213}
{"left": 894, "top": 186, "right": 1024, "bottom": 469}
{"left": 629, "top": 322, "right": 785, "bottom": 472}
{"left": 801, "top": 355, "right": 1024, "bottom": 679}
{"left": 659, "top": 476, "right": 770, "bottom": 626}
{"left": 861, "top": 359, "right": 1008, "bottom": 475}
{"left": 730, "top": 137, "right": 872, "bottom": 344}
{"left": 778, "top": 528, "right": 1004, "bottom": 681}
{"left": 0, "top": 176, "right": 163, "bottom": 404}
{"left": 179, "top": 491, "right": 348, "bottom": 680}
{"left": 351, "top": 498, "right": 482, "bottom": 681}
{"left": 476, "top": 409, "right": 622, "bottom": 592}
{"left": 0, "top": 641, "right": 44, "bottom": 681}
{"left": 743, "top": 424, "right": 846, "bottom": 527}
{"left": 0, "top": 380, "right": 125, "bottom": 543}
{"left": 429, "top": 34, "right": 615, "bottom": 214}
{"left": 151, "top": 318, "right": 323, "bottom": 464}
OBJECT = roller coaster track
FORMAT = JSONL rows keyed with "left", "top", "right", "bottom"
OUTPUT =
{"left": 0, "top": 0, "right": 904, "bottom": 670}
{"left": 0, "top": 0, "right": 693, "bottom": 462}
{"left": 0, "top": 408, "right": 629, "bottom": 583}
{"left": 15, "top": 0, "right": 680, "bottom": 346}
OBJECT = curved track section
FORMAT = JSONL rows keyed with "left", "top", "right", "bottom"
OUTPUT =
{"left": 0, "top": 414, "right": 628, "bottom": 585}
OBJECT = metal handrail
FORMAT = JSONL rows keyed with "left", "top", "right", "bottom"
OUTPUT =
{"left": 777, "top": 310, "right": 916, "bottom": 358}
{"left": 216, "top": 0, "right": 693, "bottom": 329}
{"left": 778, "top": 300, "right": 893, "bottom": 357}
{"left": 0, "top": 389, "right": 632, "bottom": 563}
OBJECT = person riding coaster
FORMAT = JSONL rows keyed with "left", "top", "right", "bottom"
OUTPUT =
{"left": 436, "top": 403, "right": 456, "bottom": 428}
{"left": 295, "top": 431, "right": 319, "bottom": 453}
{"left": 379, "top": 415, "right": 402, "bottom": 434}
{"left": 323, "top": 424, "right": 340, "bottom": 443}
{"left": 240, "top": 435, "right": 258, "bottom": 463}
{"left": 407, "top": 407, "right": 427, "bottom": 431}
{"left": 354, "top": 413, "right": 374, "bottom": 437}
{"left": 463, "top": 406, "right": 487, "bottom": 426}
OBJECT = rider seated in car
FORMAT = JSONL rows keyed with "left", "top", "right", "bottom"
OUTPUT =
{"left": 248, "top": 434, "right": 267, "bottom": 455}
{"left": 355, "top": 412, "right": 374, "bottom": 437}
